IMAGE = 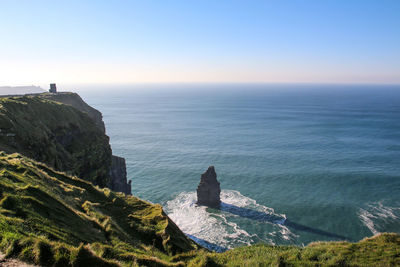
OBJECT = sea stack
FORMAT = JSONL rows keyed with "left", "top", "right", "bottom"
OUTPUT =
{"left": 197, "top": 166, "right": 221, "bottom": 207}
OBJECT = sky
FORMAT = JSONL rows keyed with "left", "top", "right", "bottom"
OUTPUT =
{"left": 1, "top": 0, "right": 400, "bottom": 85}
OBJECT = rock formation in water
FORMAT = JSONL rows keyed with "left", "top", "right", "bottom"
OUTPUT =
{"left": 197, "top": 166, "right": 221, "bottom": 207}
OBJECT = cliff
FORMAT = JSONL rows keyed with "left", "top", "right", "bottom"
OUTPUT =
{"left": 40, "top": 93, "right": 132, "bottom": 195}
{"left": 0, "top": 95, "right": 111, "bottom": 187}
{"left": 0, "top": 152, "right": 198, "bottom": 266}
{"left": 110, "top": 155, "right": 132, "bottom": 195}
{"left": 39, "top": 92, "right": 105, "bottom": 133}
{"left": 0, "top": 93, "right": 130, "bottom": 193}
{"left": 1, "top": 152, "right": 399, "bottom": 266}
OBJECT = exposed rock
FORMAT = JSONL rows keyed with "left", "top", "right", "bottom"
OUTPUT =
{"left": 39, "top": 93, "right": 132, "bottom": 195}
{"left": 197, "top": 166, "right": 221, "bottom": 207}
{"left": 110, "top": 155, "right": 132, "bottom": 195}
{"left": 0, "top": 92, "right": 131, "bottom": 194}
{"left": 0, "top": 95, "right": 111, "bottom": 187}
{"left": 41, "top": 92, "right": 132, "bottom": 194}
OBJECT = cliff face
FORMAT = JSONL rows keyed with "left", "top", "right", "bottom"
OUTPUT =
{"left": 0, "top": 95, "right": 111, "bottom": 187}
{"left": 110, "top": 155, "right": 132, "bottom": 195}
{"left": 0, "top": 93, "right": 130, "bottom": 193}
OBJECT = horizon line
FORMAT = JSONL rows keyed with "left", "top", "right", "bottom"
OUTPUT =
{"left": 2, "top": 81, "right": 400, "bottom": 89}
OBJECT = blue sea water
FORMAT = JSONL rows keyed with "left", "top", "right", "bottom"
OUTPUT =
{"left": 77, "top": 84, "right": 400, "bottom": 250}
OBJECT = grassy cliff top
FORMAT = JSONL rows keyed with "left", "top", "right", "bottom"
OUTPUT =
{"left": 0, "top": 152, "right": 399, "bottom": 266}
{"left": 192, "top": 233, "right": 400, "bottom": 266}
{"left": 38, "top": 92, "right": 105, "bottom": 133}
{"left": 0, "top": 94, "right": 112, "bottom": 187}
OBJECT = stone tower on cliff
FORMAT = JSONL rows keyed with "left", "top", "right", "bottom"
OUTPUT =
{"left": 49, "top": 83, "right": 57, "bottom": 93}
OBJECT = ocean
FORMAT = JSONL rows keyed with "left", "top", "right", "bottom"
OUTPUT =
{"left": 77, "top": 83, "right": 400, "bottom": 250}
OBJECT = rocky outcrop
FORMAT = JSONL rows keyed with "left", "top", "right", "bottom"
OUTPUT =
{"left": 197, "top": 166, "right": 221, "bottom": 207}
{"left": 41, "top": 92, "right": 132, "bottom": 194}
{"left": 40, "top": 92, "right": 132, "bottom": 194}
{"left": 0, "top": 95, "right": 111, "bottom": 187}
{"left": 110, "top": 155, "right": 132, "bottom": 195}
{"left": 0, "top": 93, "right": 131, "bottom": 194}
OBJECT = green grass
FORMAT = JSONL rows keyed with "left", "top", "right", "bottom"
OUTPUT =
{"left": 0, "top": 152, "right": 399, "bottom": 266}
{"left": 0, "top": 152, "right": 197, "bottom": 266}
{"left": 183, "top": 234, "right": 400, "bottom": 266}
{"left": 0, "top": 94, "right": 111, "bottom": 187}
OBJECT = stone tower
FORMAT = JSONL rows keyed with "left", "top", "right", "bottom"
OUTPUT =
{"left": 49, "top": 83, "right": 57, "bottom": 93}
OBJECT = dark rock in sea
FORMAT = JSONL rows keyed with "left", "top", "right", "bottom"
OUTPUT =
{"left": 110, "top": 155, "right": 132, "bottom": 195}
{"left": 197, "top": 166, "right": 221, "bottom": 207}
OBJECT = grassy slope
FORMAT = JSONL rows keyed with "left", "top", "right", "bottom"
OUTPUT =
{"left": 0, "top": 95, "right": 111, "bottom": 187}
{"left": 0, "top": 153, "right": 399, "bottom": 266}
{"left": 187, "top": 234, "right": 400, "bottom": 266}
{"left": 0, "top": 152, "right": 198, "bottom": 266}
{"left": 38, "top": 92, "right": 106, "bottom": 133}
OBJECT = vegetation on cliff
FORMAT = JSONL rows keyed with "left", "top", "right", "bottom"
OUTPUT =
{"left": 0, "top": 152, "right": 399, "bottom": 266}
{"left": 192, "top": 234, "right": 400, "bottom": 266}
{"left": 39, "top": 92, "right": 106, "bottom": 133}
{"left": 0, "top": 152, "right": 197, "bottom": 266}
{"left": 0, "top": 95, "right": 111, "bottom": 187}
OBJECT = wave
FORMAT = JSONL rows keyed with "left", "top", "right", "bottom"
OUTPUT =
{"left": 358, "top": 202, "right": 400, "bottom": 235}
{"left": 164, "top": 190, "right": 295, "bottom": 250}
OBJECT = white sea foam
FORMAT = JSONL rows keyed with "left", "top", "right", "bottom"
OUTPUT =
{"left": 359, "top": 208, "right": 379, "bottom": 235}
{"left": 165, "top": 190, "right": 293, "bottom": 250}
{"left": 358, "top": 202, "right": 400, "bottom": 235}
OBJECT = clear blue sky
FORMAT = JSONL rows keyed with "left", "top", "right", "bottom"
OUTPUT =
{"left": 1, "top": 0, "right": 399, "bottom": 85}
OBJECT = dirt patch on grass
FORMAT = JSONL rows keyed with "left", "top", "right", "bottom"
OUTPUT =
{"left": 0, "top": 252, "right": 37, "bottom": 267}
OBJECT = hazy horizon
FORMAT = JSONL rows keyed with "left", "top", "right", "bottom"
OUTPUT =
{"left": 2, "top": 82, "right": 400, "bottom": 95}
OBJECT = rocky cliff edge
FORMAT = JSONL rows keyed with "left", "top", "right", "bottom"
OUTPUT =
{"left": 0, "top": 92, "right": 131, "bottom": 194}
